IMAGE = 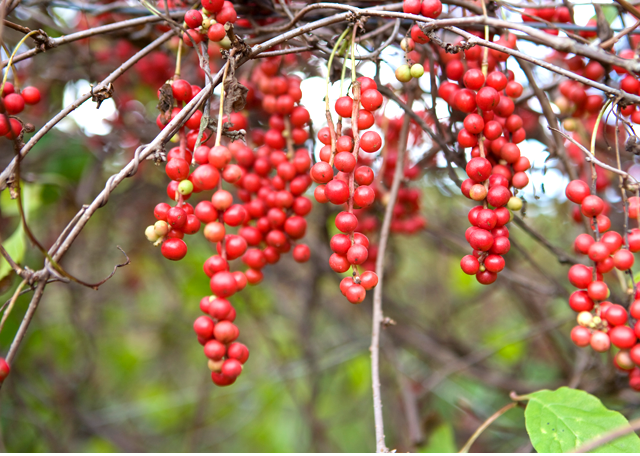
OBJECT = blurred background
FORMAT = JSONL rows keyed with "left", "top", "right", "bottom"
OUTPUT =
{"left": 1, "top": 0, "right": 640, "bottom": 453}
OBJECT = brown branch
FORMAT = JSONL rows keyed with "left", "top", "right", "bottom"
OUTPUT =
{"left": 0, "top": 30, "right": 174, "bottom": 190}
{"left": 371, "top": 90, "right": 413, "bottom": 454}
{"left": 511, "top": 215, "right": 579, "bottom": 265}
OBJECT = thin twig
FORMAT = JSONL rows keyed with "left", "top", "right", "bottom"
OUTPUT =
{"left": 458, "top": 402, "right": 519, "bottom": 453}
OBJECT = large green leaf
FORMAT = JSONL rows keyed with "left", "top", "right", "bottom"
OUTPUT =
{"left": 525, "top": 387, "right": 640, "bottom": 453}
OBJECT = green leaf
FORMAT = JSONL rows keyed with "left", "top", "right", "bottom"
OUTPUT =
{"left": 525, "top": 387, "right": 640, "bottom": 453}
{"left": 0, "top": 224, "right": 26, "bottom": 281}
{"left": 419, "top": 423, "right": 456, "bottom": 453}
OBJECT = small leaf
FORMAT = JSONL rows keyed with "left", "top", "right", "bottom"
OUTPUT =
{"left": 525, "top": 387, "right": 640, "bottom": 453}
{"left": 0, "top": 225, "right": 26, "bottom": 281}
{"left": 419, "top": 422, "right": 456, "bottom": 453}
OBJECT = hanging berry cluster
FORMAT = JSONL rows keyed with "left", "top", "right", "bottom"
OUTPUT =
{"left": 145, "top": 47, "right": 313, "bottom": 386}
{"left": 443, "top": 67, "right": 531, "bottom": 284}
{"left": 181, "top": 0, "right": 237, "bottom": 49}
{"left": 0, "top": 82, "right": 41, "bottom": 139}
{"left": 309, "top": 75, "right": 382, "bottom": 304}
{"left": 565, "top": 180, "right": 640, "bottom": 391}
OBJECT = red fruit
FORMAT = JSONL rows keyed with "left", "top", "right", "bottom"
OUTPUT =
{"left": 463, "top": 69, "right": 485, "bottom": 91}
{"left": 324, "top": 179, "right": 349, "bottom": 205}
{"left": 610, "top": 326, "right": 637, "bottom": 349}
{"left": 216, "top": 7, "right": 237, "bottom": 24}
{"left": 588, "top": 242, "right": 610, "bottom": 262}
{"left": 172, "top": 79, "right": 192, "bottom": 101}
{"left": 335, "top": 96, "right": 353, "bottom": 117}
{"left": 358, "top": 110, "right": 375, "bottom": 130}
{"left": 211, "top": 372, "right": 236, "bottom": 386}
{"left": 505, "top": 81, "right": 523, "bottom": 98}
{"left": 466, "top": 157, "right": 492, "bottom": 182}
{"left": 213, "top": 320, "right": 239, "bottom": 343}
{"left": 605, "top": 304, "right": 628, "bottom": 326}
{"left": 570, "top": 326, "right": 591, "bottom": 347}
{"left": 458, "top": 129, "right": 478, "bottom": 148}
{"left": 581, "top": 195, "right": 604, "bottom": 217}
{"left": 590, "top": 331, "right": 610, "bottom": 352}
{"left": 613, "top": 249, "right": 634, "bottom": 270}
{"left": 453, "top": 88, "right": 477, "bottom": 113}
{"left": 293, "top": 244, "right": 311, "bottom": 262}
{"left": 329, "top": 253, "right": 350, "bottom": 273}
{"left": 347, "top": 244, "right": 368, "bottom": 265}
{"left": 494, "top": 96, "right": 515, "bottom": 117}
{"left": 335, "top": 211, "right": 358, "bottom": 233}
{"left": 210, "top": 271, "right": 238, "bottom": 298}
{"left": 565, "top": 180, "right": 590, "bottom": 204}
{"left": 360, "top": 271, "right": 378, "bottom": 290}
{"left": 569, "top": 290, "right": 594, "bottom": 312}
{"left": 334, "top": 152, "right": 356, "bottom": 173}
{"left": 208, "top": 298, "right": 232, "bottom": 320}
{"left": 568, "top": 264, "right": 593, "bottom": 289}
{"left": 21, "top": 86, "right": 41, "bottom": 105}
{"left": 486, "top": 72, "right": 508, "bottom": 91}
{"left": 486, "top": 186, "right": 511, "bottom": 207}
{"left": 587, "top": 281, "right": 608, "bottom": 301}
{"left": 221, "top": 358, "right": 243, "bottom": 378}
{"left": 346, "top": 284, "right": 366, "bottom": 304}
{"left": 360, "top": 131, "right": 382, "bottom": 152}
{"left": 204, "top": 339, "right": 226, "bottom": 360}
{"left": 420, "top": 0, "right": 442, "bottom": 18}
{"left": 194, "top": 316, "right": 214, "bottom": 340}
{"left": 227, "top": 342, "right": 250, "bottom": 363}
{"left": 410, "top": 24, "right": 430, "bottom": 44}
{"left": 476, "top": 270, "right": 497, "bottom": 285}
{"left": 361, "top": 89, "right": 383, "bottom": 111}
{"left": 460, "top": 255, "right": 480, "bottom": 274}
{"left": 476, "top": 86, "right": 500, "bottom": 111}
{"left": 3, "top": 93, "right": 24, "bottom": 114}
{"left": 185, "top": 9, "right": 203, "bottom": 28}
{"left": 208, "top": 23, "right": 226, "bottom": 41}
{"left": 463, "top": 113, "right": 484, "bottom": 134}
{"left": 354, "top": 185, "right": 375, "bottom": 208}
{"left": 602, "top": 231, "right": 623, "bottom": 254}
{"left": 484, "top": 254, "right": 505, "bottom": 273}
{"left": 574, "top": 233, "right": 595, "bottom": 255}
{"left": 311, "top": 162, "right": 334, "bottom": 183}
{"left": 202, "top": 0, "right": 224, "bottom": 13}
{"left": 469, "top": 229, "right": 494, "bottom": 251}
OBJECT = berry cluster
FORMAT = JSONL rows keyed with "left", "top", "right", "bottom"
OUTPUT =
{"left": 310, "top": 76, "right": 383, "bottom": 303}
{"left": 565, "top": 180, "right": 640, "bottom": 390}
{"left": 146, "top": 48, "right": 313, "bottom": 385}
{"left": 181, "top": 0, "right": 237, "bottom": 49}
{"left": 441, "top": 68, "right": 530, "bottom": 285}
{"left": 0, "top": 82, "right": 41, "bottom": 139}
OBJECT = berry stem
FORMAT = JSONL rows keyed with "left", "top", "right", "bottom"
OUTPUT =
{"left": 175, "top": 39, "right": 183, "bottom": 78}
{"left": 215, "top": 59, "right": 232, "bottom": 148}
{"left": 0, "top": 279, "right": 27, "bottom": 335}
{"left": 0, "top": 30, "right": 38, "bottom": 95}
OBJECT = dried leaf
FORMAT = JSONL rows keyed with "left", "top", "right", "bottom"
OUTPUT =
{"left": 156, "top": 83, "right": 174, "bottom": 118}
{"left": 223, "top": 76, "right": 248, "bottom": 113}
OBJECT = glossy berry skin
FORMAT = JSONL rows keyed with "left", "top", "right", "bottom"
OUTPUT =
{"left": 463, "top": 69, "right": 485, "bottom": 91}
{"left": 476, "top": 86, "right": 500, "bottom": 111}
{"left": 565, "top": 180, "right": 590, "bottom": 204}
{"left": 345, "top": 284, "right": 366, "bottom": 304}
{"left": 293, "top": 244, "right": 311, "bottom": 262}
{"left": 567, "top": 264, "right": 592, "bottom": 289}
{"left": 613, "top": 249, "right": 634, "bottom": 270}
{"left": 213, "top": 321, "right": 239, "bottom": 344}
{"left": 0, "top": 358, "right": 10, "bottom": 382}
{"left": 21, "top": 86, "right": 41, "bottom": 105}
{"left": 204, "top": 339, "right": 227, "bottom": 360}
{"left": 605, "top": 304, "right": 628, "bottom": 326}
{"left": 466, "top": 157, "right": 492, "bottom": 183}
{"left": 610, "top": 326, "right": 637, "bottom": 349}
{"left": 590, "top": 331, "right": 610, "bottom": 352}
{"left": 360, "top": 271, "right": 379, "bottom": 290}
{"left": 360, "top": 131, "right": 382, "bottom": 152}
{"left": 460, "top": 255, "right": 480, "bottom": 274}
{"left": 210, "top": 271, "right": 238, "bottom": 298}
{"left": 570, "top": 326, "right": 591, "bottom": 347}
{"left": 335, "top": 212, "right": 358, "bottom": 233}
{"left": 172, "top": 79, "right": 192, "bottom": 102}
{"left": 361, "top": 89, "right": 383, "bottom": 111}
{"left": 161, "top": 238, "right": 187, "bottom": 260}
{"left": 580, "top": 195, "right": 604, "bottom": 217}
{"left": 335, "top": 96, "right": 353, "bottom": 117}
{"left": 476, "top": 270, "right": 497, "bottom": 285}
{"left": 569, "top": 291, "right": 594, "bottom": 312}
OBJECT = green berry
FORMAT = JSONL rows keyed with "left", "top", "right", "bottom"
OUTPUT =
{"left": 178, "top": 180, "right": 194, "bottom": 195}
{"left": 395, "top": 64, "right": 412, "bottom": 83}
{"left": 219, "top": 36, "right": 231, "bottom": 49}
{"left": 507, "top": 196, "right": 523, "bottom": 211}
{"left": 410, "top": 64, "right": 425, "bottom": 78}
